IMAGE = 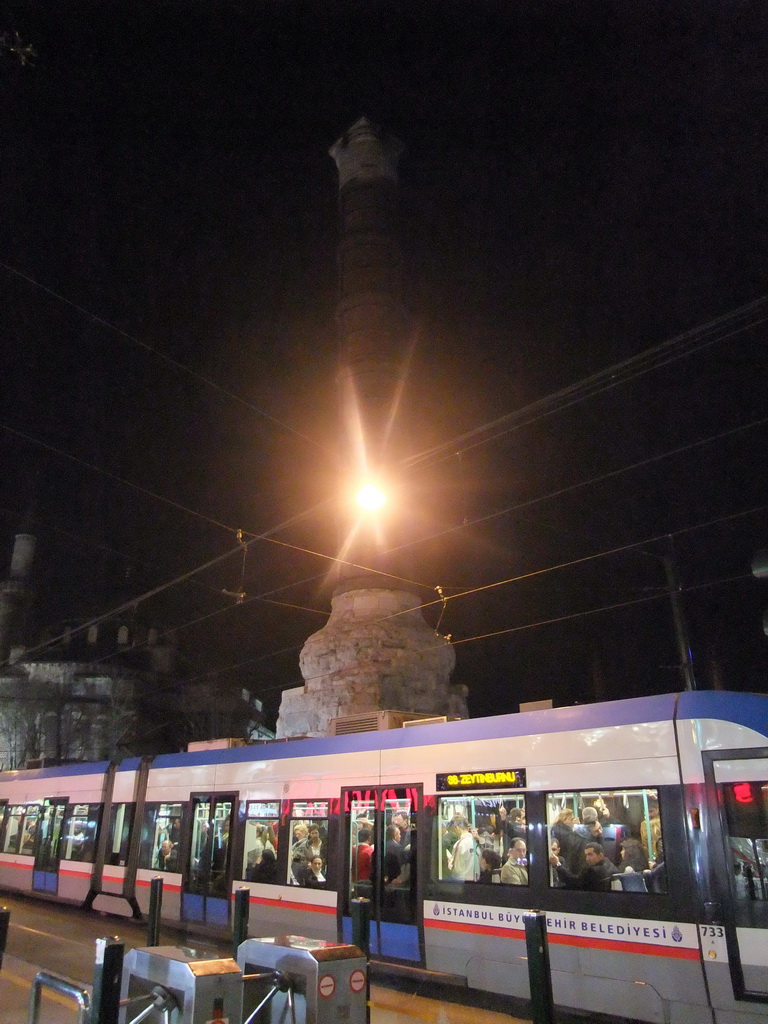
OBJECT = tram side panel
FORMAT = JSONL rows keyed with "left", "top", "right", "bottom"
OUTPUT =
{"left": 216, "top": 746, "right": 382, "bottom": 940}
{"left": 676, "top": 692, "right": 768, "bottom": 1022}
{"left": 99, "top": 765, "right": 140, "bottom": 899}
{"left": 133, "top": 760, "right": 221, "bottom": 919}
{"left": 134, "top": 746, "right": 382, "bottom": 936}
{"left": 386, "top": 714, "right": 712, "bottom": 1024}
{"left": 0, "top": 764, "right": 108, "bottom": 901}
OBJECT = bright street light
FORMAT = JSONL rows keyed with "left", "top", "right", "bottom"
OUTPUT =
{"left": 356, "top": 483, "right": 387, "bottom": 511}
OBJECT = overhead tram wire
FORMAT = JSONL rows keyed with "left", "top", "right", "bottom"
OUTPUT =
{"left": 5, "top": 272, "right": 764, "bottom": 692}
{"left": 403, "top": 295, "right": 768, "bottom": 470}
{"left": 0, "top": 416, "right": 426, "bottom": 589}
{"left": 0, "top": 260, "right": 339, "bottom": 464}
{"left": 388, "top": 413, "right": 768, "bottom": 559}
{"left": 178, "top": 499, "right": 768, "bottom": 695}
{"left": 447, "top": 570, "right": 755, "bottom": 649}
{"left": 8, "top": 402, "right": 764, "bottom": 687}
{"left": 213, "top": 568, "right": 754, "bottom": 699}
{"left": 6, "top": 507, "right": 437, "bottom": 671}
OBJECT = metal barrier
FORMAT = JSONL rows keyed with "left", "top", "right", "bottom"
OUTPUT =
{"left": 523, "top": 911, "right": 555, "bottom": 1024}
{"left": 120, "top": 946, "right": 243, "bottom": 1024}
{"left": 120, "top": 985, "right": 177, "bottom": 1024}
{"left": 233, "top": 887, "right": 251, "bottom": 958}
{"left": 237, "top": 935, "right": 367, "bottom": 1024}
{"left": 28, "top": 972, "right": 91, "bottom": 1024}
{"left": 147, "top": 878, "right": 163, "bottom": 948}
{"left": 242, "top": 970, "right": 295, "bottom": 1024}
{"left": 92, "top": 937, "right": 125, "bottom": 1024}
{"left": 0, "top": 905, "right": 9, "bottom": 971}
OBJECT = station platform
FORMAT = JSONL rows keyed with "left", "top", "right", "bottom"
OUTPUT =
{"left": 0, "top": 952, "right": 528, "bottom": 1024}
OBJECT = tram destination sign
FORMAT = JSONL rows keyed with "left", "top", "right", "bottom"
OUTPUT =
{"left": 437, "top": 768, "right": 526, "bottom": 792}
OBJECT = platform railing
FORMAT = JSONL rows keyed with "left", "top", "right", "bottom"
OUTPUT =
{"left": 28, "top": 972, "right": 91, "bottom": 1024}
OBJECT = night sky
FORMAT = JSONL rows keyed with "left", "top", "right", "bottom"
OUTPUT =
{"left": 1, "top": 1, "right": 767, "bottom": 729}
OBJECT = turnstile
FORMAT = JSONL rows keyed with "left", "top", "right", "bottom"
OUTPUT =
{"left": 120, "top": 945, "right": 243, "bottom": 1024}
{"left": 237, "top": 935, "right": 367, "bottom": 1024}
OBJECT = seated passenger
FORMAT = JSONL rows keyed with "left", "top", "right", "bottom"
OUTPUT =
{"left": 550, "top": 841, "right": 616, "bottom": 891}
{"left": 251, "top": 848, "right": 277, "bottom": 884}
{"left": 617, "top": 837, "right": 649, "bottom": 873}
{"left": 290, "top": 852, "right": 306, "bottom": 884}
{"left": 156, "top": 839, "right": 178, "bottom": 872}
{"left": 21, "top": 823, "right": 36, "bottom": 854}
{"left": 644, "top": 839, "right": 667, "bottom": 893}
{"left": 298, "top": 854, "right": 326, "bottom": 887}
{"left": 479, "top": 849, "right": 501, "bottom": 883}
{"left": 549, "top": 839, "right": 563, "bottom": 886}
{"left": 501, "top": 840, "right": 528, "bottom": 885}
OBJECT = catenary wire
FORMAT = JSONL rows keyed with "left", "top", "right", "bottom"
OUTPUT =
{"left": 387, "top": 414, "right": 768, "bottom": 559}
{"left": 447, "top": 571, "right": 753, "bottom": 648}
{"left": 402, "top": 296, "right": 768, "bottom": 469}
{"left": 3, "top": 289, "right": 764, "bottom": 686}
{"left": 179, "top": 502, "right": 768, "bottom": 692}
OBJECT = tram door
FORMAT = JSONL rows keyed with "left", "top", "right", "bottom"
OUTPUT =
{"left": 711, "top": 754, "right": 768, "bottom": 1000}
{"left": 181, "top": 793, "right": 236, "bottom": 926}
{"left": 342, "top": 785, "right": 423, "bottom": 964}
{"left": 32, "top": 798, "right": 68, "bottom": 893}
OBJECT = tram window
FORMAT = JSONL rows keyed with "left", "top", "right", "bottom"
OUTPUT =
{"left": 138, "top": 802, "right": 184, "bottom": 871}
{"left": 547, "top": 788, "right": 665, "bottom": 892}
{"left": 240, "top": 801, "right": 279, "bottom": 882}
{"left": 106, "top": 803, "right": 135, "bottom": 866}
{"left": 288, "top": 800, "right": 329, "bottom": 886}
{"left": 3, "top": 804, "right": 41, "bottom": 855}
{"left": 348, "top": 797, "right": 376, "bottom": 896}
{"left": 433, "top": 794, "right": 527, "bottom": 884}
{"left": 721, "top": 780, "right": 768, "bottom": 903}
{"left": 61, "top": 804, "right": 100, "bottom": 862}
{"left": 3, "top": 806, "right": 25, "bottom": 853}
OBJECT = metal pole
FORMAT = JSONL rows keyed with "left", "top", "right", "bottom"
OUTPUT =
{"left": 147, "top": 876, "right": 163, "bottom": 946}
{"left": 523, "top": 911, "right": 555, "bottom": 1024}
{"left": 350, "top": 897, "right": 371, "bottom": 957}
{"left": 232, "top": 886, "right": 250, "bottom": 958}
{"left": 662, "top": 537, "right": 697, "bottom": 691}
{"left": 91, "top": 937, "right": 124, "bottom": 1024}
{"left": 0, "top": 906, "right": 9, "bottom": 971}
{"left": 350, "top": 897, "right": 371, "bottom": 1024}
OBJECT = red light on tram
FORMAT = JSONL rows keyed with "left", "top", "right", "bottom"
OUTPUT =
{"left": 734, "top": 782, "right": 754, "bottom": 803}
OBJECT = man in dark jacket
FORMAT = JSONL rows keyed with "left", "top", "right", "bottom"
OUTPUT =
{"left": 550, "top": 841, "right": 616, "bottom": 891}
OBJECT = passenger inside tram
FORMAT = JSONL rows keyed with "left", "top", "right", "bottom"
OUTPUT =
{"left": 297, "top": 853, "right": 326, "bottom": 887}
{"left": 550, "top": 840, "right": 617, "bottom": 891}
{"left": 500, "top": 840, "right": 528, "bottom": 884}
{"left": 479, "top": 849, "right": 501, "bottom": 883}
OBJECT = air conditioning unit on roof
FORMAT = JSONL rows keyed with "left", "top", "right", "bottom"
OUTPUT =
{"left": 328, "top": 710, "right": 438, "bottom": 736}
{"left": 187, "top": 737, "right": 245, "bottom": 752}
{"left": 402, "top": 715, "right": 452, "bottom": 728}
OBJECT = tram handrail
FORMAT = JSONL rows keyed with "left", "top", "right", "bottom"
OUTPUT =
{"left": 28, "top": 971, "right": 90, "bottom": 1024}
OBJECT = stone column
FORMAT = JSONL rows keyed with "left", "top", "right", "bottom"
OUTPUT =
{"left": 276, "top": 120, "right": 463, "bottom": 738}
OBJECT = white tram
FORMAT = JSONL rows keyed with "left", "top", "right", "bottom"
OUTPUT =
{"left": 1, "top": 690, "right": 768, "bottom": 1023}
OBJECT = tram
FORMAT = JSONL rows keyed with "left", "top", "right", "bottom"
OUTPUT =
{"left": 1, "top": 690, "right": 768, "bottom": 1022}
